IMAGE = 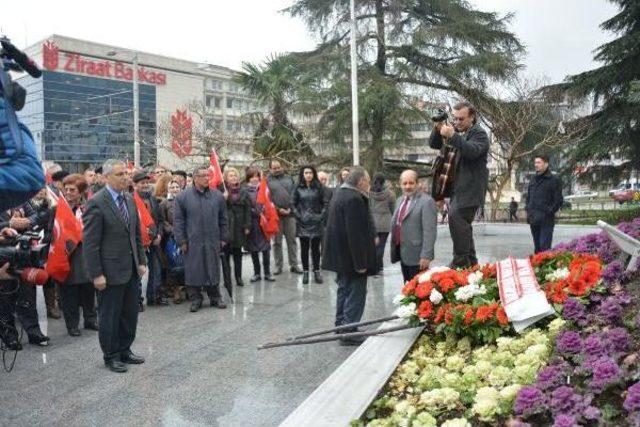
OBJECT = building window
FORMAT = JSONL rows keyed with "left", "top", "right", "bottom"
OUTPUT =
{"left": 206, "top": 95, "right": 215, "bottom": 107}
{"left": 226, "top": 98, "right": 233, "bottom": 109}
{"left": 214, "top": 97, "right": 221, "bottom": 108}
{"left": 226, "top": 120, "right": 234, "bottom": 132}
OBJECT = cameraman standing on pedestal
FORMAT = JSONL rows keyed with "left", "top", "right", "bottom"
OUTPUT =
{"left": 429, "top": 102, "right": 490, "bottom": 269}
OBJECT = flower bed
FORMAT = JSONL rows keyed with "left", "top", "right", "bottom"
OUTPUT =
{"left": 356, "top": 217, "right": 640, "bottom": 427}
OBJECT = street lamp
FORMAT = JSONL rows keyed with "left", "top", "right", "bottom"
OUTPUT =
{"left": 107, "top": 50, "right": 140, "bottom": 168}
{"left": 350, "top": 0, "right": 359, "bottom": 166}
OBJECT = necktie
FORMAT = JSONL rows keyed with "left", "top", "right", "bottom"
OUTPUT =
{"left": 116, "top": 194, "right": 130, "bottom": 224}
{"left": 394, "top": 196, "right": 410, "bottom": 245}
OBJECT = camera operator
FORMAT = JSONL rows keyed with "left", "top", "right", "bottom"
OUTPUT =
{"left": 7, "top": 189, "right": 61, "bottom": 320}
{"left": 0, "top": 226, "right": 21, "bottom": 351}
{"left": 1, "top": 203, "right": 51, "bottom": 346}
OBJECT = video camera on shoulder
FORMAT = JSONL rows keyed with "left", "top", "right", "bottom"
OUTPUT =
{"left": 0, "top": 231, "right": 49, "bottom": 285}
{"left": 0, "top": 35, "right": 46, "bottom": 212}
{"left": 430, "top": 108, "right": 449, "bottom": 123}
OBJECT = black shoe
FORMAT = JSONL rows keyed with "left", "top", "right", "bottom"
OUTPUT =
{"left": 121, "top": 351, "right": 145, "bottom": 364}
{"left": 67, "top": 327, "right": 81, "bottom": 337}
{"left": 290, "top": 266, "right": 303, "bottom": 274}
{"left": 314, "top": 271, "right": 323, "bottom": 284}
{"left": 138, "top": 302, "right": 145, "bottom": 312}
{"left": 236, "top": 278, "right": 244, "bottom": 287}
{"left": 105, "top": 359, "right": 128, "bottom": 373}
{"left": 273, "top": 267, "right": 283, "bottom": 276}
{"left": 211, "top": 299, "right": 227, "bottom": 309}
{"left": 339, "top": 336, "right": 366, "bottom": 346}
{"left": 264, "top": 274, "right": 276, "bottom": 282}
{"left": 28, "top": 331, "right": 50, "bottom": 346}
{"left": 84, "top": 321, "right": 99, "bottom": 331}
{"left": 190, "top": 299, "right": 202, "bottom": 313}
{"left": 156, "top": 297, "right": 169, "bottom": 306}
{"left": 250, "top": 274, "right": 261, "bottom": 283}
{"left": 1, "top": 330, "right": 22, "bottom": 351}
{"left": 302, "top": 271, "right": 309, "bottom": 284}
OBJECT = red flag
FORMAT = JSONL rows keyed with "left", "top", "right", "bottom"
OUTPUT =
{"left": 133, "top": 192, "right": 156, "bottom": 247}
{"left": 257, "top": 177, "right": 280, "bottom": 239}
{"left": 208, "top": 148, "right": 223, "bottom": 189}
{"left": 45, "top": 189, "right": 83, "bottom": 283}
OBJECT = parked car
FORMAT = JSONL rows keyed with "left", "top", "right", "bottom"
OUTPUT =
{"left": 565, "top": 190, "right": 598, "bottom": 201}
{"left": 609, "top": 180, "right": 640, "bottom": 197}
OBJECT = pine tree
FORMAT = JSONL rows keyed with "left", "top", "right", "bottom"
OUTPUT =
{"left": 285, "top": 0, "right": 523, "bottom": 172}
{"left": 562, "top": 0, "right": 640, "bottom": 170}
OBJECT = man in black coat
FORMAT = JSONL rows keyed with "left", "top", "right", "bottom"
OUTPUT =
{"left": 132, "top": 171, "right": 167, "bottom": 307}
{"left": 322, "top": 167, "right": 377, "bottom": 346}
{"left": 429, "top": 101, "right": 489, "bottom": 268}
{"left": 83, "top": 159, "right": 147, "bottom": 373}
{"left": 525, "top": 155, "right": 563, "bottom": 253}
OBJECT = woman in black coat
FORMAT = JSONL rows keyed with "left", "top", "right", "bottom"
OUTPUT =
{"left": 222, "top": 167, "right": 251, "bottom": 289}
{"left": 292, "top": 165, "right": 325, "bottom": 284}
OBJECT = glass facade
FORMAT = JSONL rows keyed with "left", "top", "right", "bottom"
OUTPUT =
{"left": 19, "top": 71, "right": 157, "bottom": 172}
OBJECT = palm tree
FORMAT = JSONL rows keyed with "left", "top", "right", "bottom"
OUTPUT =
{"left": 235, "top": 55, "right": 313, "bottom": 166}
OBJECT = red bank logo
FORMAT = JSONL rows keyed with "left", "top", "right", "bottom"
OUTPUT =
{"left": 41, "top": 41, "right": 167, "bottom": 85}
{"left": 171, "top": 109, "right": 193, "bottom": 158}
{"left": 42, "top": 41, "right": 59, "bottom": 71}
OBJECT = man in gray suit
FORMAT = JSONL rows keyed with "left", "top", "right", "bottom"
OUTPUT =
{"left": 390, "top": 170, "right": 438, "bottom": 282}
{"left": 83, "top": 159, "right": 147, "bottom": 373}
{"left": 429, "top": 101, "right": 489, "bottom": 268}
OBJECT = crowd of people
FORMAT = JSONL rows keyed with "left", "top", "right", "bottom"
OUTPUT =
{"left": 0, "top": 101, "right": 563, "bottom": 371}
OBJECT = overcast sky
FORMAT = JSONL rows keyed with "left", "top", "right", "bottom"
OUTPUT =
{"left": 4, "top": 0, "right": 617, "bottom": 83}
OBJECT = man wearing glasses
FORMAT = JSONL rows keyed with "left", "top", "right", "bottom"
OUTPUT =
{"left": 429, "top": 101, "right": 490, "bottom": 269}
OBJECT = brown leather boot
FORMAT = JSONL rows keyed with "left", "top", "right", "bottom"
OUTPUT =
{"left": 44, "top": 286, "right": 61, "bottom": 319}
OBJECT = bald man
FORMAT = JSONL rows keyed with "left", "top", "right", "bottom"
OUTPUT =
{"left": 390, "top": 170, "right": 438, "bottom": 282}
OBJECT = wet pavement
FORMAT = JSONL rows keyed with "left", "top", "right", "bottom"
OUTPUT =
{"left": 0, "top": 224, "right": 596, "bottom": 426}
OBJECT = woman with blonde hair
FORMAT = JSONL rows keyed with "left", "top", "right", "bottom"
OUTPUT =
{"left": 221, "top": 167, "right": 251, "bottom": 292}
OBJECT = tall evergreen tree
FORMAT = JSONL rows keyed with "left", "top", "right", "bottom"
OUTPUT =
{"left": 560, "top": 0, "right": 640, "bottom": 170}
{"left": 285, "top": 0, "right": 523, "bottom": 172}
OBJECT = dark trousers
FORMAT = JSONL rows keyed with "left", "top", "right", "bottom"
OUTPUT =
{"left": 221, "top": 246, "right": 243, "bottom": 284}
{"left": 187, "top": 284, "right": 222, "bottom": 302}
{"left": 448, "top": 205, "right": 478, "bottom": 269}
{"left": 251, "top": 250, "right": 271, "bottom": 276}
{"left": 0, "top": 280, "right": 19, "bottom": 342}
{"left": 96, "top": 275, "right": 139, "bottom": 362}
{"left": 530, "top": 223, "right": 555, "bottom": 253}
{"left": 509, "top": 211, "right": 518, "bottom": 222}
{"left": 299, "top": 237, "right": 321, "bottom": 271}
{"left": 60, "top": 282, "right": 97, "bottom": 329}
{"left": 401, "top": 263, "right": 420, "bottom": 283}
{"left": 145, "top": 246, "right": 162, "bottom": 303}
{"left": 375, "top": 232, "right": 389, "bottom": 273}
{"left": 335, "top": 273, "right": 367, "bottom": 328}
{"left": 16, "top": 281, "right": 41, "bottom": 334}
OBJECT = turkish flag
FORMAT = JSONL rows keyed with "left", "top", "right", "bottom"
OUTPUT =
{"left": 257, "top": 177, "right": 280, "bottom": 239}
{"left": 45, "top": 189, "right": 83, "bottom": 283}
{"left": 133, "top": 191, "right": 156, "bottom": 247}
{"left": 209, "top": 148, "right": 223, "bottom": 189}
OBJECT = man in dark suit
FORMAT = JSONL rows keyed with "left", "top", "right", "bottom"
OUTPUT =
{"left": 322, "top": 167, "right": 377, "bottom": 346}
{"left": 83, "top": 159, "right": 147, "bottom": 373}
{"left": 429, "top": 101, "right": 490, "bottom": 269}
